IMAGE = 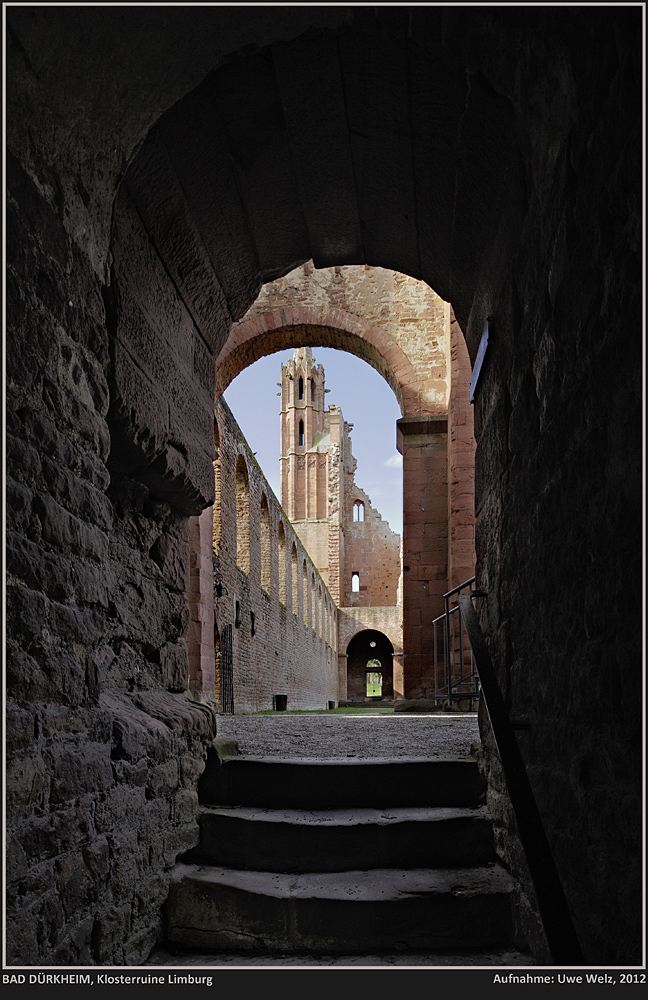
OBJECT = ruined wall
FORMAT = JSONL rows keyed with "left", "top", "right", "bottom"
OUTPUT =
{"left": 5, "top": 157, "right": 217, "bottom": 966}
{"left": 342, "top": 487, "right": 401, "bottom": 608}
{"left": 278, "top": 338, "right": 405, "bottom": 615}
{"left": 213, "top": 401, "right": 338, "bottom": 713}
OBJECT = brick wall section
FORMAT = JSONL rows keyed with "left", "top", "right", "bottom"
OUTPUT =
{"left": 212, "top": 399, "right": 338, "bottom": 713}
{"left": 342, "top": 486, "right": 401, "bottom": 607}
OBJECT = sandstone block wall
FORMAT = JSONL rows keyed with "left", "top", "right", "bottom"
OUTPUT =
{"left": 5, "top": 156, "right": 218, "bottom": 966}
{"left": 342, "top": 487, "right": 401, "bottom": 608}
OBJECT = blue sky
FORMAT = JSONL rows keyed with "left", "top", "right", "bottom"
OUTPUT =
{"left": 223, "top": 348, "right": 404, "bottom": 535}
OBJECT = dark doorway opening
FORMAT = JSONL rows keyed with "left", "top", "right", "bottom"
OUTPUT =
{"left": 346, "top": 630, "right": 394, "bottom": 702}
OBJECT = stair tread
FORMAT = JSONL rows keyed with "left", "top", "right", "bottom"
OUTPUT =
{"left": 198, "top": 804, "right": 491, "bottom": 826}
{"left": 221, "top": 754, "right": 476, "bottom": 765}
{"left": 172, "top": 861, "right": 514, "bottom": 901}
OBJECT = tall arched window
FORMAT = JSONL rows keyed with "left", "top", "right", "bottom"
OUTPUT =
{"left": 302, "top": 561, "right": 309, "bottom": 626}
{"left": 298, "top": 376, "right": 304, "bottom": 400}
{"left": 278, "top": 522, "right": 287, "bottom": 605}
{"left": 310, "top": 378, "right": 315, "bottom": 402}
{"left": 299, "top": 419, "right": 304, "bottom": 446}
{"left": 352, "top": 572, "right": 360, "bottom": 593}
{"left": 353, "top": 501, "right": 365, "bottom": 522}
{"left": 260, "top": 494, "right": 271, "bottom": 593}
{"left": 213, "top": 423, "right": 222, "bottom": 551}
{"left": 236, "top": 455, "right": 250, "bottom": 574}
{"left": 291, "top": 543, "right": 299, "bottom": 617}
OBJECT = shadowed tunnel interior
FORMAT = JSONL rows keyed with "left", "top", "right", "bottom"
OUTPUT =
{"left": 5, "top": 6, "right": 642, "bottom": 967}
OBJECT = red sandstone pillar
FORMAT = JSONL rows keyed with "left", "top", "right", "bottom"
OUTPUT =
{"left": 188, "top": 507, "right": 216, "bottom": 700}
{"left": 337, "top": 653, "right": 348, "bottom": 701}
{"left": 397, "top": 416, "right": 448, "bottom": 699}
{"left": 392, "top": 653, "right": 404, "bottom": 699}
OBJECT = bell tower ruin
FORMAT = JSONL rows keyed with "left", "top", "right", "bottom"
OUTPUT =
{"left": 279, "top": 346, "right": 402, "bottom": 614}
{"left": 280, "top": 347, "right": 328, "bottom": 523}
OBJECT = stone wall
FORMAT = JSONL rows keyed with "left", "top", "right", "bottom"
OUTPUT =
{"left": 341, "top": 489, "right": 402, "bottom": 608}
{"left": 468, "top": 25, "right": 642, "bottom": 962}
{"left": 213, "top": 401, "right": 339, "bottom": 713}
{"left": 5, "top": 156, "right": 217, "bottom": 966}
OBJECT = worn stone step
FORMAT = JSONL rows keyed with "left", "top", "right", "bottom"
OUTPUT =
{"left": 185, "top": 804, "right": 497, "bottom": 872}
{"left": 164, "top": 862, "right": 515, "bottom": 954}
{"left": 198, "top": 755, "right": 486, "bottom": 809}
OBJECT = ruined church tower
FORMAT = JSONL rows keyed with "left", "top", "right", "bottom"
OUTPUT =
{"left": 280, "top": 347, "right": 401, "bottom": 610}
{"left": 279, "top": 347, "right": 328, "bottom": 521}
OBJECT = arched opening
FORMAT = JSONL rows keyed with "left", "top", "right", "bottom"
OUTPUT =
{"left": 213, "top": 625, "right": 221, "bottom": 705}
{"left": 291, "top": 543, "right": 299, "bottom": 617}
{"left": 346, "top": 630, "right": 394, "bottom": 702}
{"left": 298, "top": 419, "right": 304, "bottom": 447}
{"left": 260, "top": 493, "right": 271, "bottom": 593}
{"left": 235, "top": 454, "right": 250, "bottom": 574}
{"left": 213, "top": 423, "right": 222, "bottom": 551}
{"left": 353, "top": 501, "right": 365, "bottom": 522}
{"left": 278, "top": 521, "right": 287, "bottom": 605}
{"left": 302, "top": 560, "right": 309, "bottom": 626}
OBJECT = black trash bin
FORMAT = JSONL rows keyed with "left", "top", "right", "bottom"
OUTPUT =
{"left": 274, "top": 694, "right": 288, "bottom": 711}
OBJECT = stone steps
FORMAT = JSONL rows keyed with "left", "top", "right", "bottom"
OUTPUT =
{"left": 186, "top": 803, "right": 497, "bottom": 872}
{"left": 164, "top": 749, "right": 519, "bottom": 956}
{"left": 164, "top": 862, "right": 515, "bottom": 954}
{"left": 197, "top": 753, "right": 486, "bottom": 809}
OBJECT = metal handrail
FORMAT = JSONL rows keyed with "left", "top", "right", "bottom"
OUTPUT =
{"left": 433, "top": 576, "right": 479, "bottom": 706}
{"left": 458, "top": 592, "right": 584, "bottom": 965}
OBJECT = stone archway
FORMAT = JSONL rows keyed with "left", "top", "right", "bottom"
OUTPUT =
{"left": 5, "top": 6, "right": 641, "bottom": 967}
{"left": 345, "top": 629, "right": 394, "bottom": 703}
{"left": 211, "top": 263, "right": 471, "bottom": 697}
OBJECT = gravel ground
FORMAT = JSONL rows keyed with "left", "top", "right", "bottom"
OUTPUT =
{"left": 215, "top": 712, "right": 480, "bottom": 760}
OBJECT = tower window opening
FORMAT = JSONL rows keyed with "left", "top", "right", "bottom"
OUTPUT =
{"left": 310, "top": 378, "right": 315, "bottom": 401}
{"left": 298, "top": 376, "right": 304, "bottom": 400}
{"left": 299, "top": 420, "right": 304, "bottom": 446}
{"left": 352, "top": 572, "right": 360, "bottom": 593}
{"left": 353, "top": 501, "right": 365, "bottom": 522}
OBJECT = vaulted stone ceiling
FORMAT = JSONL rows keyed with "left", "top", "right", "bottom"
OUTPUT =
{"left": 9, "top": 7, "right": 635, "bottom": 361}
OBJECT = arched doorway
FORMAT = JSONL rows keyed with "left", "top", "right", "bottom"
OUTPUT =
{"left": 346, "top": 630, "right": 394, "bottom": 703}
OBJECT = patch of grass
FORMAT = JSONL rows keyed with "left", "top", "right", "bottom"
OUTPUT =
{"left": 248, "top": 706, "right": 395, "bottom": 716}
